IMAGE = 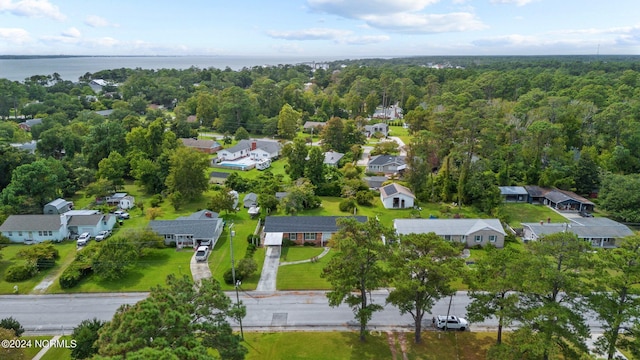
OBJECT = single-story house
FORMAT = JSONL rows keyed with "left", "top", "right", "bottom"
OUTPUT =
{"left": 324, "top": 151, "right": 344, "bottom": 167}
{"left": 521, "top": 217, "right": 634, "bottom": 248}
{"left": 380, "top": 183, "right": 415, "bottom": 209}
{"left": 244, "top": 193, "right": 258, "bottom": 208}
{"left": 180, "top": 138, "right": 222, "bottom": 154}
{"left": 364, "top": 176, "right": 389, "bottom": 190}
{"left": 67, "top": 213, "right": 116, "bottom": 238}
{"left": 275, "top": 192, "right": 289, "bottom": 200}
{"left": 499, "top": 186, "right": 530, "bottom": 203}
{"left": 372, "top": 104, "right": 403, "bottom": 120}
{"left": 543, "top": 189, "right": 595, "bottom": 213}
{"left": 364, "top": 123, "right": 389, "bottom": 137}
{"left": 0, "top": 212, "right": 117, "bottom": 243}
{"left": 394, "top": 218, "right": 506, "bottom": 248}
{"left": 366, "top": 155, "right": 406, "bottom": 175}
{"left": 303, "top": 121, "right": 325, "bottom": 133}
{"left": 10, "top": 140, "right": 38, "bottom": 154}
{"left": 217, "top": 139, "right": 282, "bottom": 162}
{"left": 18, "top": 118, "right": 42, "bottom": 131}
{"left": 148, "top": 209, "right": 224, "bottom": 249}
{"left": 209, "top": 171, "right": 230, "bottom": 185}
{"left": 524, "top": 185, "right": 551, "bottom": 204}
{"left": 104, "top": 193, "right": 135, "bottom": 209}
{"left": 95, "top": 109, "right": 114, "bottom": 117}
{"left": 0, "top": 215, "right": 68, "bottom": 243}
{"left": 262, "top": 216, "right": 368, "bottom": 246}
{"left": 43, "top": 198, "right": 74, "bottom": 214}
{"left": 89, "top": 79, "right": 108, "bottom": 92}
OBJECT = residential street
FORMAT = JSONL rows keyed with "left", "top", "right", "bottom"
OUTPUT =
{"left": 0, "top": 290, "right": 604, "bottom": 335}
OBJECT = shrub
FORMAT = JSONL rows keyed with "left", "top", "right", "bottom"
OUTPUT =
{"left": 0, "top": 317, "right": 24, "bottom": 336}
{"left": 245, "top": 243, "right": 256, "bottom": 258}
{"left": 0, "top": 234, "right": 10, "bottom": 244}
{"left": 5, "top": 263, "right": 38, "bottom": 282}
{"left": 17, "top": 242, "right": 59, "bottom": 270}
{"left": 150, "top": 194, "right": 163, "bottom": 207}
{"left": 303, "top": 242, "right": 315, "bottom": 246}
{"left": 282, "top": 239, "right": 296, "bottom": 247}
{"left": 59, "top": 264, "right": 91, "bottom": 289}
{"left": 339, "top": 198, "right": 357, "bottom": 213}
{"left": 355, "top": 190, "right": 374, "bottom": 206}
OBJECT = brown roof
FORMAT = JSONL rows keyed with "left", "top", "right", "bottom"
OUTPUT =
{"left": 180, "top": 138, "right": 221, "bottom": 149}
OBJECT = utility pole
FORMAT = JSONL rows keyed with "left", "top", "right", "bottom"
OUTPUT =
{"left": 229, "top": 223, "right": 244, "bottom": 339}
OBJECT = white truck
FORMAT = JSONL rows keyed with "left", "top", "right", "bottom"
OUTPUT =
{"left": 435, "top": 315, "right": 468, "bottom": 331}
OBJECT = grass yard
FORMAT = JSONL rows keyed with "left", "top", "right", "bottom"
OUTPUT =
{"left": 47, "top": 247, "right": 194, "bottom": 293}
{"left": 280, "top": 246, "right": 325, "bottom": 262}
{"left": 242, "top": 331, "right": 497, "bottom": 360}
{"left": 502, "top": 203, "right": 567, "bottom": 228}
{"left": 0, "top": 241, "right": 77, "bottom": 294}
{"left": 39, "top": 336, "right": 73, "bottom": 360}
{"left": 277, "top": 250, "right": 334, "bottom": 290}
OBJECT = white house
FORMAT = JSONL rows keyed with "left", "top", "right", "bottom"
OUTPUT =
{"left": 105, "top": 193, "right": 135, "bottom": 209}
{"left": 521, "top": 217, "right": 634, "bottom": 248}
{"left": 217, "top": 139, "right": 282, "bottom": 162}
{"left": 67, "top": 213, "right": 117, "bottom": 238}
{"left": 394, "top": 218, "right": 506, "bottom": 248}
{"left": 380, "top": 183, "right": 415, "bottom": 209}
{"left": 0, "top": 215, "right": 68, "bottom": 243}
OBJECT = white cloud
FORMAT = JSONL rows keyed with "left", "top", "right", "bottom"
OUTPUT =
{"left": 307, "top": 0, "right": 485, "bottom": 34}
{"left": 308, "top": 0, "right": 439, "bottom": 17}
{"left": 0, "top": 27, "right": 31, "bottom": 44}
{"left": 490, "top": 0, "right": 538, "bottom": 6}
{"left": 84, "top": 15, "right": 118, "bottom": 28}
{"left": 0, "top": 0, "right": 65, "bottom": 20}
{"left": 362, "top": 12, "right": 486, "bottom": 33}
{"left": 62, "top": 27, "right": 81, "bottom": 38}
{"left": 343, "top": 35, "right": 390, "bottom": 45}
{"left": 268, "top": 28, "right": 353, "bottom": 41}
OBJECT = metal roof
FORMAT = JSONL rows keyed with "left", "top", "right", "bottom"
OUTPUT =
{"left": 499, "top": 186, "right": 529, "bottom": 196}
{"left": 264, "top": 216, "right": 368, "bottom": 233}
{"left": 523, "top": 218, "right": 634, "bottom": 239}
{"left": 148, "top": 219, "right": 222, "bottom": 239}
{"left": 394, "top": 219, "right": 506, "bottom": 236}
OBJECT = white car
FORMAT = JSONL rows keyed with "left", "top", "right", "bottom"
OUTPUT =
{"left": 95, "top": 230, "right": 111, "bottom": 241}
{"left": 195, "top": 246, "right": 210, "bottom": 262}
{"left": 114, "top": 210, "right": 130, "bottom": 219}
{"left": 436, "top": 315, "right": 468, "bottom": 331}
{"left": 76, "top": 232, "right": 91, "bottom": 246}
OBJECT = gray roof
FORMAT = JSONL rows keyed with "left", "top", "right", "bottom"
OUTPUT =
{"left": 177, "top": 209, "right": 219, "bottom": 220}
{"left": 264, "top": 216, "right": 368, "bottom": 233}
{"left": 524, "top": 185, "right": 551, "bottom": 198}
{"left": 364, "top": 176, "right": 388, "bottom": 189}
{"left": 46, "top": 198, "right": 72, "bottom": 210}
{"left": 210, "top": 171, "right": 230, "bottom": 179}
{"left": 244, "top": 193, "right": 258, "bottom": 202}
{"left": 95, "top": 109, "right": 114, "bottom": 116}
{"left": 499, "top": 186, "right": 529, "bottom": 196}
{"left": 523, "top": 218, "right": 634, "bottom": 239}
{"left": 0, "top": 215, "right": 62, "bottom": 231}
{"left": 148, "top": 219, "right": 222, "bottom": 239}
{"left": 380, "top": 183, "right": 415, "bottom": 199}
{"left": 275, "top": 192, "right": 289, "bottom": 199}
{"left": 324, "top": 151, "right": 344, "bottom": 164}
{"left": 394, "top": 219, "right": 506, "bottom": 236}
{"left": 543, "top": 189, "right": 594, "bottom": 205}
{"left": 68, "top": 214, "right": 111, "bottom": 226}
{"left": 303, "top": 121, "right": 326, "bottom": 129}
{"left": 180, "top": 138, "right": 221, "bottom": 149}
{"left": 368, "top": 155, "right": 405, "bottom": 166}
{"left": 20, "top": 118, "right": 43, "bottom": 127}
{"left": 223, "top": 139, "right": 281, "bottom": 154}
{"left": 10, "top": 140, "right": 37, "bottom": 154}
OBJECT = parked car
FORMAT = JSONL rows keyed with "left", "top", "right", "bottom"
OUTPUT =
{"left": 580, "top": 211, "right": 594, "bottom": 218}
{"left": 76, "top": 232, "right": 91, "bottom": 246}
{"left": 95, "top": 230, "right": 112, "bottom": 241}
{"left": 195, "top": 246, "right": 210, "bottom": 262}
{"left": 435, "top": 315, "right": 468, "bottom": 331}
{"left": 114, "top": 210, "right": 130, "bottom": 219}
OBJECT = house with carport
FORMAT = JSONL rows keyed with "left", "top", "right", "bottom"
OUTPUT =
{"left": 262, "top": 216, "right": 368, "bottom": 247}
{"left": 148, "top": 209, "right": 224, "bottom": 249}
{"left": 394, "top": 218, "right": 506, "bottom": 248}
{"left": 498, "top": 186, "right": 530, "bottom": 202}
{"left": 521, "top": 217, "right": 634, "bottom": 248}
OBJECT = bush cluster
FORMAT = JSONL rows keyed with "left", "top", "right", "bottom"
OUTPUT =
{"left": 5, "top": 263, "right": 38, "bottom": 282}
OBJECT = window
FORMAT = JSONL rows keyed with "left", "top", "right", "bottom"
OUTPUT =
{"left": 18, "top": 231, "right": 22, "bottom": 236}
{"left": 289, "top": 233, "right": 297, "bottom": 240}
{"left": 444, "top": 235, "right": 451, "bottom": 241}
{"left": 49, "top": 231, "right": 53, "bottom": 236}
{"left": 8, "top": 231, "right": 12, "bottom": 236}
{"left": 474, "top": 235, "right": 483, "bottom": 243}
{"left": 489, "top": 235, "right": 497, "bottom": 243}
{"left": 304, "top": 233, "right": 316, "bottom": 241}
{"left": 38, "top": 231, "right": 43, "bottom": 236}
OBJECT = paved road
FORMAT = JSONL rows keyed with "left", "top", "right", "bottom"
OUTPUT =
{"left": 0, "top": 291, "right": 605, "bottom": 335}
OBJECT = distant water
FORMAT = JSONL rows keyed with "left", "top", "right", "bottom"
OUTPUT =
{"left": 0, "top": 55, "right": 342, "bottom": 82}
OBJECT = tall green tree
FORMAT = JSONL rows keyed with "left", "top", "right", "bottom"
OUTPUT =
{"left": 282, "top": 138, "right": 308, "bottom": 181}
{"left": 277, "top": 103, "right": 300, "bottom": 140}
{"left": 1, "top": 158, "right": 69, "bottom": 212}
{"left": 92, "top": 237, "right": 138, "bottom": 281}
{"left": 321, "top": 117, "right": 345, "bottom": 152}
{"left": 165, "top": 147, "right": 209, "bottom": 202}
{"left": 513, "top": 232, "right": 592, "bottom": 360}
{"left": 304, "top": 146, "right": 325, "bottom": 187}
{"left": 71, "top": 318, "right": 105, "bottom": 360}
{"left": 97, "top": 151, "right": 127, "bottom": 192}
{"left": 95, "top": 274, "right": 246, "bottom": 360}
{"left": 465, "top": 246, "right": 522, "bottom": 345}
{"left": 386, "top": 233, "right": 463, "bottom": 343}
{"left": 322, "top": 218, "right": 391, "bottom": 342}
{"left": 588, "top": 235, "right": 640, "bottom": 360}
{"left": 598, "top": 173, "right": 640, "bottom": 223}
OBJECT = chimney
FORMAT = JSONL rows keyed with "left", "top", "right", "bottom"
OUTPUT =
{"left": 251, "top": 141, "right": 257, "bottom": 150}
{"left": 205, "top": 212, "right": 211, "bottom": 218}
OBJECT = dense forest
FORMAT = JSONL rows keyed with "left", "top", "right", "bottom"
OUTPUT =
{"left": 1, "top": 55, "right": 640, "bottom": 222}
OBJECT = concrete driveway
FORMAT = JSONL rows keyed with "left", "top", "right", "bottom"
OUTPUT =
{"left": 256, "top": 246, "right": 281, "bottom": 291}
{"left": 190, "top": 250, "right": 212, "bottom": 283}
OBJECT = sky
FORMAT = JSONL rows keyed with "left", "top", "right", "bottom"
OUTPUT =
{"left": 0, "top": 0, "right": 639, "bottom": 57}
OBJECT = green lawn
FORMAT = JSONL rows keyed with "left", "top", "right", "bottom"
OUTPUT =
{"left": 47, "top": 247, "right": 194, "bottom": 293}
{"left": 502, "top": 203, "right": 567, "bottom": 228}
{"left": 39, "top": 335, "right": 73, "bottom": 360}
{"left": 242, "top": 331, "right": 497, "bottom": 360}
{"left": 0, "top": 241, "right": 77, "bottom": 294}
{"left": 280, "top": 246, "right": 325, "bottom": 262}
{"left": 277, "top": 250, "right": 334, "bottom": 290}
